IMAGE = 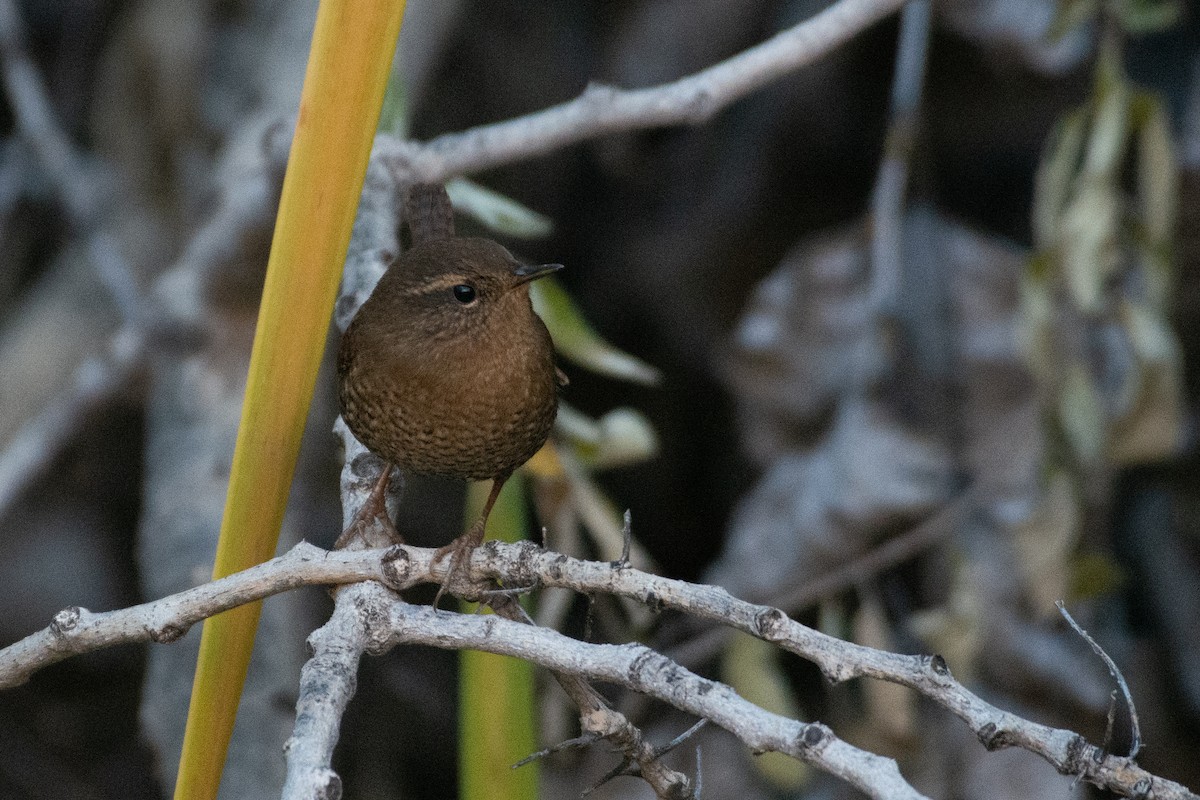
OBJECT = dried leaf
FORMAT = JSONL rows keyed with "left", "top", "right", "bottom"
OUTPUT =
{"left": 1032, "top": 109, "right": 1088, "bottom": 251}
{"left": 1084, "top": 50, "right": 1131, "bottom": 176}
{"left": 1107, "top": 301, "right": 1183, "bottom": 463}
{"left": 1059, "top": 362, "right": 1108, "bottom": 464}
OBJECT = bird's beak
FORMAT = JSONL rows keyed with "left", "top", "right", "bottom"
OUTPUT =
{"left": 512, "top": 262, "right": 564, "bottom": 286}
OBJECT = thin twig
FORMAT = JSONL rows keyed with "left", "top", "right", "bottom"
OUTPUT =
{"left": 487, "top": 593, "right": 697, "bottom": 800}
{"left": 1056, "top": 601, "right": 1142, "bottom": 760}
{"left": 376, "top": 0, "right": 909, "bottom": 183}
{"left": 868, "top": 0, "right": 931, "bottom": 318}
{"left": 663, "top": 494, "right": 966, "bottom": 674}
{"left": 512, "top": 732, "right": 601, "bottom": 769}
{"left": 0, "top": 0, "right": 143, "bottom": 323}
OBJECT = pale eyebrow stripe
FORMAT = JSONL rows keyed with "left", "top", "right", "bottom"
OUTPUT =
{"left": 398, "top": 275, "right": 473, "bottom": 296}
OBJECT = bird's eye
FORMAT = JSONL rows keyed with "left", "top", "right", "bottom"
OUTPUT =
{"left": 452, "top": 284, "right": 477, "bottom": 304}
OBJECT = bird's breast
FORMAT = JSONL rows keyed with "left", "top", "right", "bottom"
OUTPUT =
{"left": 338, "top": 309, "right": 558, "bottom": 481}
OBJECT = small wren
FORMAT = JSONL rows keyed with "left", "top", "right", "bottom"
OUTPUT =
{"left": 336, "top": 183, "right": 562, "bottom": 583}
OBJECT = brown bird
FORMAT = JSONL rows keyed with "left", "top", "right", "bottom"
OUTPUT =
{"left": 337, "top": 183, "right": 562, "bottom": 589}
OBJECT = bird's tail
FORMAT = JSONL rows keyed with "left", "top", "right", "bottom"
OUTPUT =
{"left": 405, "top": 182, "right": 455, "bottom": 243}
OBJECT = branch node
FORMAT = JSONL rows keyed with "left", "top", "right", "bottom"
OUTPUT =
{"left": 547, "top": 552, "right": 570, "bottom": 581}
{"left": 1132, "top": 777, "right": 1152, "bottom": 799}
{"left": 753, "top": 606, "right": 788, "bottom": 640}
{"left": 798, "top": 722, "right": 828, "bottom": 751}
{"left": 927, "top": 653, "right": 950, "bottom": 677}
{"left": 643, "top": 589, "right": 666, "bottom": 614}
{"left": 149, "top": 622, "right": 190, "bottom": 644}
{"left": 1062, "top": 734, "right": 1094, "bottom": 775}
{"left": 316, "top": 769, "right": 343, "bottom": 800}
{"left": 627, "top": 646, "right": 676, "bottom": 688}
{"left": 976, "top": 722, "right": 1012, "bottom": 752}
{"left": 50, "top": 606, "right": 83, "bottom": 636}
{"left": 380, "top": 545, "right": 411, "bottom": 590}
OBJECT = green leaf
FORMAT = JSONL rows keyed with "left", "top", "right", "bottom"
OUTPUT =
{"left": 446, "top": 178, "right": 554, "bottom": 240}
{"left": 377, "top": 70, "right": 409, "bottom": 137}
{"left": 1059, "top": 363, "right": 1108, "bottom": 464}
{"left": 1032, "top": 109, "right": 1088, "bottom": 251}
{"left": 460, "top": 476, "right": 539, "bottom": 800}
{"left": 1048, "top": 0, "right": 1099, "bottom": 40}
{"left": 531, "top": 276, "right": 662, "bottom": 385}
{"left": 1059, "top": 176, "right": 1120, "bottom": 311}
{"left": 556, "top": 402, "right": 659, "bottom": 470}
{"left": 1132, "top": 92, "right": 1178, "bottom": 251}
{"left": 1114, "top": 0, "right": 1182, "bottom": 33}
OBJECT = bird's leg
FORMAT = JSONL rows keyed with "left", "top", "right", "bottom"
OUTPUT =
{"left": 335, "top": 463, "right": 403, "bottom": 549}
{"left": 432, "top": 474, "right": 509, "bottom": 608}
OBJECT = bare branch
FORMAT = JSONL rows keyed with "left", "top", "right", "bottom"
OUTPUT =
{"left": 376, "top": 0, "right": 908, "bottom": 182}
{"left": 4, "top": 540, "right": 1194, "bottom": 799}
{"left": 280, "top": 583, "right": 373, "bottom": 800}
{"left": 338, "top": 581, "right": 927, "bottom": 800}
{"left": 0, "top": 542, "right": 389, "bottom": 690}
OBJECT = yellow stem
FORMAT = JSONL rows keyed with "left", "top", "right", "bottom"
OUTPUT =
{"left": 173, "top": 2, "right": 406, "bottom": 797}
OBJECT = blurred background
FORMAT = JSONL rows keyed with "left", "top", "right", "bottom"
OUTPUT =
{"left": 1, "top": 0, "right": 1199, "bottom": 797}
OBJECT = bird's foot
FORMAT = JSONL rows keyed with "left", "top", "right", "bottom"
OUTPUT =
{"left": 430, "top": 521, "right": 486, "bottom": 610}
{"left": 336, "top": 467, "right": 403, "bottom": 550}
